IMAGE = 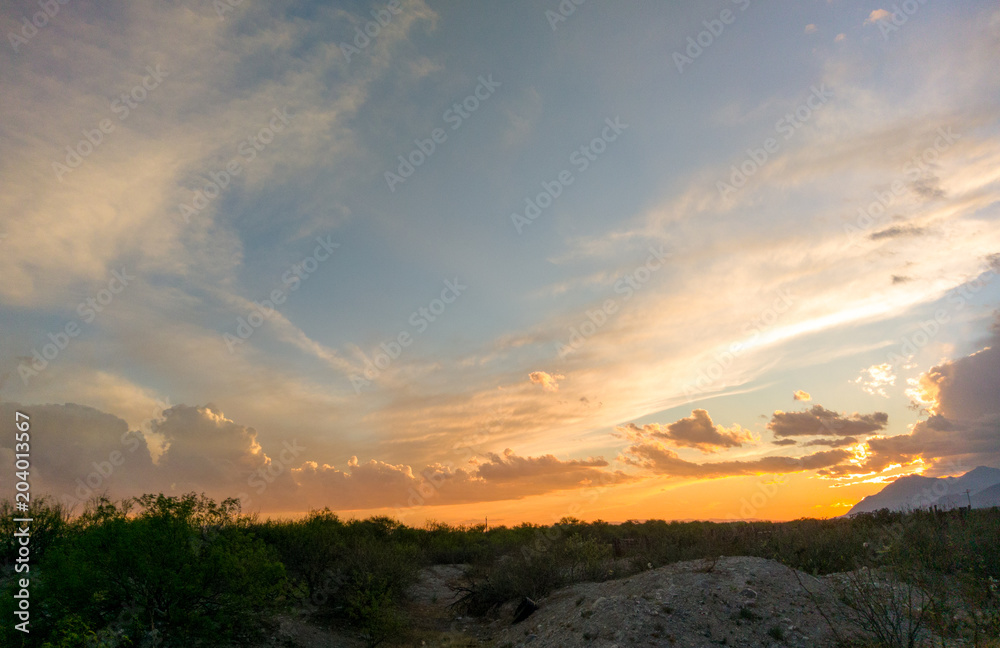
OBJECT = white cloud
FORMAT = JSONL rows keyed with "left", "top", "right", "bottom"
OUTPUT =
{"left": 865, "top": 9, "right": 892, "bottom": 24}
{"left": 853, "top": 363, "right": 896, "bottom": 398}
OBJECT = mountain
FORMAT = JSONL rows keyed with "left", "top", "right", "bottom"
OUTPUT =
{"left": 847, "top": 466, "right": 1000, "bottom": 515}
{"left": 950, "top": 465, "right": 1000, "bottom": 495}
{"left": 970, "top": 482, "right": 1000, "bottom": 509}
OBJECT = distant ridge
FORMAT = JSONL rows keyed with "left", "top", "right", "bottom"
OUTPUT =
{"left": 971, "top": 482, "right": 1000, "bottom": 509}
{"left": 847, "top": 466, "right": 1000, "bottom": 515}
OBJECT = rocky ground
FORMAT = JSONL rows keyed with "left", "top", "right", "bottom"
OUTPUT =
{"left": 483, "top": 556, "right": 857, "bottom": 648}
{"left": 265, "top": 557, "right": 866, "bottom": 647}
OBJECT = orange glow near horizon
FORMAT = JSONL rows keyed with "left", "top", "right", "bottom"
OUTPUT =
{"left": 261, "top": 471, "right": 901, "bottom": 526}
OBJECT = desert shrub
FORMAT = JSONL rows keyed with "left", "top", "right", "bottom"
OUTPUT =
{"left": 337, "top": 535, "right": 421, "bottom": 646}
{"left": 271, "top": 519, "right": 421, "bottom": 646}
{"left": 838, "top": 565, "right": 930, "bottom": 648}
{"left": 829, "top": 508, "right": 1000, "bottom": 648}
{"left": 452, "top": 529, "right": 616, "bottom": 616}
{"left": 29, "top": 493, "right": 286, "bottom": 647}
{"left": 254, "top": 507, "right": 346, "bottom": 603}
{"left": 3, "top": 494, "right": 997, "bottom": 645}
{"left": 0, "top": 497, "right": 70, "bottom": 568}
{"left": 452, "top": 553, "right": 562, "bottom": 616}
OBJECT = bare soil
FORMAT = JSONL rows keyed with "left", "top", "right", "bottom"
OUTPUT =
{"left": 264, "top": 557, "right": 862, "bottom": 647}
{"left": 483, "top": 556, "right": 855, "bottom": 648}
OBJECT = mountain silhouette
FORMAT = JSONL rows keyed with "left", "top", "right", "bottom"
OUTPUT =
{"left": 847, "top": 466, "right": 1000, "bottom": 515}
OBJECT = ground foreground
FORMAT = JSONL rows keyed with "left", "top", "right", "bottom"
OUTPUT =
{"left": 485, "top": 556, "right": 853, "bottom": 648}
{"left": 265, "top": 558, "right": 872, "bottom": 647}
{"left": 3, "top": 498, "right": 996, "bottom": 646}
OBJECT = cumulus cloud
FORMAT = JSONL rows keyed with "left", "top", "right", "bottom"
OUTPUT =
{"left": 613, "top": 407, "right": 856, "bottom": 479}
{"left": 616, "top": 409, "right": 753, "bottom": 453}
{"left": 793, "top": 390, "right": 811, "bottom": 401}
{"left": 805, "top": 24, "right": 818, "bottom": 34}
{"left": 529, "top": 371, "right": 565, "bottom": 392}
{"left": 0, "top": 400, "right": 632, "bottom": 513}
{"left": 865, "top": 9, "right": 892, "bottom": 24}
{"left": 0, "top": 401, "right": 303, "bottom": 510}
{"left": 0, "top": 402, "right": 153, "bottom": 509}
{"left": 768, "top": 405, "right": 888, "bottom": 438}
{"left": 835, "top": 33, "right": 846, "bottom": 42}
{"left": 863, "top": 321, "right": 1000, "bottom": 473}
{"left": 148, "top": 405, "right": 300, "bottom": 501}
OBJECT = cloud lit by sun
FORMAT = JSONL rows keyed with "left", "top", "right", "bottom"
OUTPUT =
{"left": 853, "top": 363, "right": 896, "bottom": 398}
{"left": 905, "top": 376, "right": 940, "bottom": 413}
{"left": 1, "top": 0, "right": 999, "bottom": 528}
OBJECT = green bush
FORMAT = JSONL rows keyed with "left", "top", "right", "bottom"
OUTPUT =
{"left": 14, "top": 493, "right": 287, "bottom": 647}
{"left": 2, "top": 494, "right": 997, "bottom": 644}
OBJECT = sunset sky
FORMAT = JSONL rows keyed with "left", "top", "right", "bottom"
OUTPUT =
{"left": 1, "top": 0, "right": 999, "bottom": 526}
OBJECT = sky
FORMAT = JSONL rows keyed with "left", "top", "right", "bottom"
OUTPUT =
{"left": 1, "top": 0, "right": 999, "bottom": 526}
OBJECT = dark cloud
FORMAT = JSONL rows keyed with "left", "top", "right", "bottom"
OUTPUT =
{"left": 616, "top": 409, "right": 752, "bottom": 453}
{"left": 870, "top": 224, "right": 927, "bottom": 240}
{"left": 0, "top": 402, "right": 153, "bottom": 509}
{"left": 892, "top": 275, "right": 911, "bottom": 284}
{"left": 294, "top": 448, "right": 634, "bottom": 510}
{"left": 863, "top": 322, "right": 1000, "bottom": 473}
{"left": 803, "top": 436, "right": 859, "bottom": 448}
{"left": 909, "top": 176, "right": 944, "bottom": 200}
{"left": 767, "top": 405, "right": 888, "bottom": 438}
{"left": 619, "top": 440, "right": 849, "bottom": 478}
{"left": 772, "top": 438, "right": 798, "bottom": 446}
{"left": 0, "top": 400, "right": 631, "bottom": 513}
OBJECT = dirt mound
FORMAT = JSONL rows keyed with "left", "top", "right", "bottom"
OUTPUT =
{"left": 486, "top": 556, "right": 855, "bottom": 647}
